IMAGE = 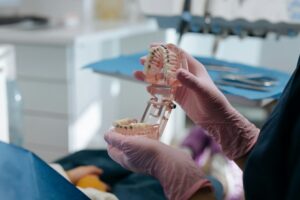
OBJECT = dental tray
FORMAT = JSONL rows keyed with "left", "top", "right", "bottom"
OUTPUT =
{"left": 86, "top": 52, "right": 290, "bottom": 101}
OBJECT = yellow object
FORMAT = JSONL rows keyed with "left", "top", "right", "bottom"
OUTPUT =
{"left": 76, "top": 175, "right": 108, "bottom": 192}
{"left": 94, "top": 0, "right": 124, "bottom": 20}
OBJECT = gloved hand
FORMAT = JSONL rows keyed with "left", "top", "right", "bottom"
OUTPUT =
{"left": 136, "top": 43, "right": 259, "bottom": 160}
{"left": 105, "top": 131, "right": 212, "bottom": 200}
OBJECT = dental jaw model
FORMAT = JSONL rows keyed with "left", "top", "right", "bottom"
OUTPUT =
{"left": 113, "top": 44, "right": 187, "bottom": 139}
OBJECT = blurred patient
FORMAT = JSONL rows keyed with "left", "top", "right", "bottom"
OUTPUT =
{"left": 50, "top": 164, "right": 118, "bottom": 200}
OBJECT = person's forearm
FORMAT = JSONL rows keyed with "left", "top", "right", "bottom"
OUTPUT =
{"left": 189, "top": 187, "right": 216, "bottom": 200}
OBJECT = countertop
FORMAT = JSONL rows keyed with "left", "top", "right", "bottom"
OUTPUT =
{"left": 0, "top": 19, "right": 158, "bottom": 45}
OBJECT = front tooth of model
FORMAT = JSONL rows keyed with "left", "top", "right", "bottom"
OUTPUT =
{"left": 113, "top": 118, "right": 138, "bottom": 127}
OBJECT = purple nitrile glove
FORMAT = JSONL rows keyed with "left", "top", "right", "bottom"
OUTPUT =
{"left": 181, "top": 126, "right": 211, "bottom": 159}
{"left": 105, "top": 130, "right": 212, "bottom": 200}
{"left": 182, "top": 126, "right": 222, "bottom": 159}
{"left": 136, "top": 44, "right": 259, "bottom": 160}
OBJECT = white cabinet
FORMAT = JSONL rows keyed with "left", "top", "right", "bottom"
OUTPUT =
{"left": 0, "top": 20, "right": 165, "bottom": 161}
{"left": 0, "top": 45, "right": 12, "bottom": 143}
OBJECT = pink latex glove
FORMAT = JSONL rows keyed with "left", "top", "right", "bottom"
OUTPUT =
{"left": 136, "top": 43, "right": 259, "bottom": 160}
{"left": 105, "top": 131, "right": 212, "bottom": 200}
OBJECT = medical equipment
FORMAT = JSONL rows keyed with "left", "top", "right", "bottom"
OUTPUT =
{"left": 205, "top": 65, "right": 239, "bottom": 72}
{"left": 113, "top": 44, "right": 185, "bottom": 139}
{"left": 221, "top": 74, "right": 278, "bottom": 87}
{"left": 140, "top": 0, "right": 300, "bottom": 39}
{"left": 0, "top": 15, "right": 48, "bottom": 26}
{"left": 215, "top": 80, "right": 270, "bottom": 92}
{"left": 215, "top": 73, "right": 278, "bottom": 92}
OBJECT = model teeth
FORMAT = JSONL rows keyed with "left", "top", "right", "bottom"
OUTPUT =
{"left": 114, "top": 119, "right": 152, "bottom": 130}
{"left": 144, "top": 44, "right": 182, "bottom": 86}
{"left": 113, "top": 118, "right": 138, "bottom": 126}
{"left": 113, "top": 118, "right": 160, "bottom": 139}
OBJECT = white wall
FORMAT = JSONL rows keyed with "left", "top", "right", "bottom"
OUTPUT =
{"left": 179, "top": 32, "right": 300, "bottom": 74}
{"left": 259, "top": 34, "right": 300, "bottom": 74}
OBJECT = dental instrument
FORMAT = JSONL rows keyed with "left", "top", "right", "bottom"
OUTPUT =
{"left": 220, "top": 73, "right": 278, "bottom": 87}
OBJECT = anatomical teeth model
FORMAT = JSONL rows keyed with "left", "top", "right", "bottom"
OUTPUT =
{"left": 113, "top": 44, "right": 187, "bottom": 139}
{"left": 113, "top": 118, "right": 160, "bottom": 139}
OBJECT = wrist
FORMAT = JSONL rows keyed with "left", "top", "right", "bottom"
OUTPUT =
{"left": 154, "top": 162, "right": 211, "bottom": 200}
{"left": 189, "top": 175, "right": 225, "bottom": 200}
{"left": 190, "top": 187, "right": 216, "bottom": 200}
{"left": 204, "top": 108, "right": 260, "bottom": 160}
{"left": 226, "top": 113, "right": 260, "bottom": 159}
{"left": 181, "top": 178, "right": 213, "bottom": 200}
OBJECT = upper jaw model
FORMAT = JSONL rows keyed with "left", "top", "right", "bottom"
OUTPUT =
{"left": 113, "top": 44, "right": 187, "bottom": 139}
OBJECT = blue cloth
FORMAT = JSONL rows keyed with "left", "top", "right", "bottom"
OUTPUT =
{"left": 0, "top": 142, "right": 89, "bottom": 200}
{"left": 86, "top": 52, "right": 146, "bottom": 79}
{"left": 86, "top": 52, "right": 290, "bottom": 100}
{"left": 244, "top": 56, "right": 300, "bottom": 199}
{"left": 206, "top": 175, "right": 224, "bottom": 200}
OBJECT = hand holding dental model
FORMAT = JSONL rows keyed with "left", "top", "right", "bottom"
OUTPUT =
{"left": 113, "top": 44, "right": 186, "bottom": 139}
{"left": 105, "top": 43, "right": 260, "bottom": 199}
{"left": 105, "top": 131, "right": 212, "bottom": 200}
{"left": 136, "top": 43, "right": 259, "bottom": 160}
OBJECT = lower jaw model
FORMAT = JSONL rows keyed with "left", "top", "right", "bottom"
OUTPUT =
{"left": 113, "top": 118, "right": 160, "bottom": 139}
{"left": 112, "top": 44, "right": 184, "bottom": 139}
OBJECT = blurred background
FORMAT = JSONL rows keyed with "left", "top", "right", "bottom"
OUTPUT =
{"left": 0, "top": 0, "right": 299, "bottom": 162}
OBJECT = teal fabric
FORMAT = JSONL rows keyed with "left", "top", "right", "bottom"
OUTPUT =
{"left": 206, "top": 175, "right": 224, "bottom": 200}
{"left": 0, "top": 142, "right": 89, "bottom": 200}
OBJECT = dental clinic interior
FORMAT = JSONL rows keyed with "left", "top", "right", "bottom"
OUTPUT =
{"left": 0, "top": 0, "right": 299, "bottom": 200}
